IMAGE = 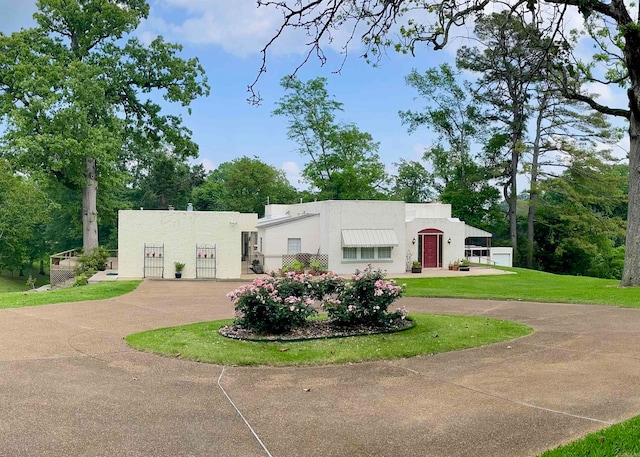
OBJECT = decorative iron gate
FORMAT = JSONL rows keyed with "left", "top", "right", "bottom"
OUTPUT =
{"left": 144, "top": 244, "right": 164, "bottom": 278}
{"left": 196, "top": 244, "right": 216, "bottom": 278}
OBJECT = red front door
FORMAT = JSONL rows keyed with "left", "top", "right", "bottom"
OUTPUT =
{"left": 423, "top": 235, "right": 438, "bottom": 268}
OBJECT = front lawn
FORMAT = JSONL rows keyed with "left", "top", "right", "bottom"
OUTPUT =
{"left": 0, "top": 280, "right": 141, "bottom": 309}
{"left": 400, "top": 267, "right": 640, "bottom": 307}
{"left": 125, "top": 313, "right": 532, "bottom": 366}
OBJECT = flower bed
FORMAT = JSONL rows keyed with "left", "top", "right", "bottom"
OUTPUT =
{"left": 224, "top": 266, "right": 407, "bottom": 336}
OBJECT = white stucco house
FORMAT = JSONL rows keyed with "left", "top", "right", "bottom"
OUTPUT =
{"left": 256, "top": 200, "right": 503, "bottom": 275}
{"left": 118, "top": 209, "right": 258, "bottom": 279}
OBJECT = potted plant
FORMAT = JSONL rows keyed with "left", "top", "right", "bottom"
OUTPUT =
{"left": 411, "top": 261, "right": 422, "bottom": 273}
{"left": 174, "top": 262, "right": 185, "bottom": 279}
{"left": 448, "top": 261, "right": 454, "bottom": 270}
{"left": 453, "top": 260, "right": 460, "bottom": 271}
{"left": 309, "top": 260, "right": 328, "bottom": 275}
{"left": 459, "top": 259, "right": 470, "bottom": 271}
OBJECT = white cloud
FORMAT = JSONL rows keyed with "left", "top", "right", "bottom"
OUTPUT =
{"left": 145, "top": 0, "right": 310, "bottom": 57}
{"left": 281, "top": 160, "right": 305, "bottom": 188}
{"left": 200, "top": 158, "right": 215, "bottom": 172}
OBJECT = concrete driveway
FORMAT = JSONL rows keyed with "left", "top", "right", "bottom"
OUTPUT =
{"left": 1, "top": 280, "right": 639, "bottom": 456}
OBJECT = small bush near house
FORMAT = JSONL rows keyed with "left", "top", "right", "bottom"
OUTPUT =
{"left": 227, "top": 274, "right": 326, "bottom": 334}
{"left": 323, "top": 265, "right": 406, "bottom": 327}
{"left": 74, "top": 247, "right": 110, "bottom": 285}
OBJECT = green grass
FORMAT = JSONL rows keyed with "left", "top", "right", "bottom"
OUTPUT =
{"left": 0, "top": 267, "right": 50, "bottom": 293}
{"left": 539, "top": 415, "right": 640, "bottom": 456}
{"left": 398, "top": 267, "right": 640, "bottom": 307}
{"left": 0, "top": 280, "right": 141, "bottom": 309}
{"left": 125, "top": 313, "right": 532, "bottom": 366}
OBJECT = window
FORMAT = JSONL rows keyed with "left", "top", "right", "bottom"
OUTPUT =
{"left": 360, "top": 247, "right": 375, "bottom": 259}
{"left": 343, "top": 247, "right": 357, "bottom": 260}
{"left": 378, "top": 246, "right": 392, "bottom": 259}
{"left": 287, "top": 238, "right": 302, "bottom": 254}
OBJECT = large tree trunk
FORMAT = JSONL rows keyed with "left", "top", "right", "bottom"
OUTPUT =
{"left": 82, "top": 157, "right": 99, "bottom": 252}
{"left": 527, "top": 97, "right": 545, "bottom": 269}
{"left": 509, "top": 143, "right": 519, "bottom": 264}
{"left": 621, "top": 110, "right": 640, "bottom": 286}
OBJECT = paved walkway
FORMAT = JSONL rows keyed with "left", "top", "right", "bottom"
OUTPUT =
{"left": 1, "top": 280, "right": 639, "bottom": 456}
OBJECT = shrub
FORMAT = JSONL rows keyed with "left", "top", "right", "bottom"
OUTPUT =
{"left": 75, "top": 246, "right": 110, "bottom": 281}
{"left": 227, "top": 267, "right": 406, "bottom": 334}
{"left": 323, "top": 265, "right": 406, "bottom": 327}
{"left": 227, "top": 274, "right": 319, "bottom": 334}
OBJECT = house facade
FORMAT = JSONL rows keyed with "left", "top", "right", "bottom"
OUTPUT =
{"left": 118, "top": 209, "right": 257, "bottom": 279}
{"left": 256, "top": 200, "right": 493, "bottom": 275}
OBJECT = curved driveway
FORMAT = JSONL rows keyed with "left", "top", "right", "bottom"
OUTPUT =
{"left": 1, "top": 280, "right": 640, "bottom": 456}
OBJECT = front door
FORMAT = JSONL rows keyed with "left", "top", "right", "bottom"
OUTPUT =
{"left": 423, "top": 235, "right": 438, "bottom": 268}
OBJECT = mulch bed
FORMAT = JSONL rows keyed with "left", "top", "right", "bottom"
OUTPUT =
{"left": 219, "top": 318, "right": 414, "bottom": 342}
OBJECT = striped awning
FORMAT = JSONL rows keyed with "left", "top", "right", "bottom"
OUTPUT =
{"left": 341, "top": 229, "right": 399, "bottom": 247}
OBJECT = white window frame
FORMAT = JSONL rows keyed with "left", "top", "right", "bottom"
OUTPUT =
{"left": 287, "top": 238, "right": 302, "bottom": 254}
{"left": 377, "top": 246, "right": 392, "bottom": 259}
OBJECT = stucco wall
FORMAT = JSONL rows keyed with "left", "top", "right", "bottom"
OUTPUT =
{"left": 405, "top": 202, "right": 453, "bottom": 220}
{"left": 118, "top": 210, "right": 257, "bottom": 279}
{"left": 405, "top": 218, "right": 467, "bottom": 268}
{"left": 258, "top": 214, "right": 321, "bottom": 272}
{"left": 323, "top": 201, "right": 406, "bottom": 274}
{"left": 259, "top": 201, "right": 406, "bottom": 274}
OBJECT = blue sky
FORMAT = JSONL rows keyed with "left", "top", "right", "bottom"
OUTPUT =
{"left": 0, "top": 0, "right": 629, "bottom": 191}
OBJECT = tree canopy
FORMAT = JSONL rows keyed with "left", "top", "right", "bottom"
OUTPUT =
{"left": 273, "top": 76, "right": 387, "bottom": 200}
{"left": 0, "top": 0, "right": 209, "bottom": 251}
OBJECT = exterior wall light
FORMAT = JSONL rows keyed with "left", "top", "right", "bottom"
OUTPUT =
{"left": 447, "top": 238, "right": 452, "bottom": 244}
{"left": 412, "top": 238, "right": 416, "bottom": 245}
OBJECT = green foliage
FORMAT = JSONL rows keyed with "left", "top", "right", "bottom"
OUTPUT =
{"left": 0, "top": 160, "right": 51, "bottom": 272}
{"left": 192, "top": 156, "right": 297, "bottom": 216}
{"left": 125, "top": 314, "right": 532, "bottom": 366}
{"left": 25, "top": 274, "right": 37, "bottom": 290}
{"left": 399, "top": 64, "right": 503, "bottom": 232}
{"left": 0, "top": 0, "right": 209, "bottom": 250}
{"left": 535, "top": 161, "right": 627, "bottom": 279}
{"left": 174, "top": 262, "right": 185, "bottom": 273}
{"left": 390, "top": 159, "right": 433, "bottom": 203}
{"left": 324, "top": 266, "right": 406, "bottom": 327}
{"left": 274, "top": 76, "right": 387, "bottom": 200}
{"left": 130, "top": 153, "right": 205, "bottom": 210}
{"left": 75, "top": 246, "right": 110, "bottom": 281}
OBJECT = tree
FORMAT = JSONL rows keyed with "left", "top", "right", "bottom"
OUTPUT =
{"left": 130, "top": 153, "right": 205, "bottom": 210}
{"left": 0, "top": 0, "right": 208, "bottom": 252}
{"left": 455, "top": 12, "right": 557, "bottom": 260}
{"left": 399, "top": 64, "right": 503, "bottom": 232}
{"left": 535, "top": 159, "right": 627, "bottom": 278}
{"left": 273, "top": 76, "right": 387, "bottom": 200}
{"left": 255, "top": 0, "right": 640, "bottom": 286}
{"left": 192, "top": 156, "right": 298, "bottom": 216}
{"left": 0, "top": 160, "right": 50, "bottom": 272}
{"left": 390, "top": 159, "right": 433, "bottom": 203}
{"left": 523, "top": 84, "right": 620, "bottom": 268}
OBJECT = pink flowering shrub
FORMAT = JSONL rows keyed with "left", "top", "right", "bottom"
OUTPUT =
{"left": 323, "top": 265, "right": 406, "bottom": 327}
{"left": 226, "top": 272, "right": 342, "bottom": 334}
{"left": 227, "top": 267, "right": 405, "bottom": 334}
